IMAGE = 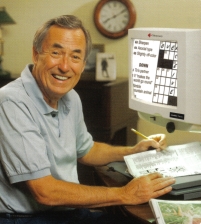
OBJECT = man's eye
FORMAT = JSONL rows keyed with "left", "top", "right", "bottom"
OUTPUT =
{"left": 72, "top": 55, "right": 82, "bottom": 61}
{"left": 51, "top": 50, "right": 61, "bottom": 58}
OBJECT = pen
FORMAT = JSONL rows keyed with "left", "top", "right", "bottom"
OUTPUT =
{"left": 131, "top": 128, "right": 149, "bottom": 139}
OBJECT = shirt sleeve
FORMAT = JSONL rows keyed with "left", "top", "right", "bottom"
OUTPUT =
{"left": 76, "top": 117, "right": 94, "bottom": 159}
{"left": 0, "top": 100, "right": 51, "bottom": 184}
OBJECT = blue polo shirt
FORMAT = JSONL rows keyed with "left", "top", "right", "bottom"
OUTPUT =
{"left": 0, "top": 64, "right": 93, "bottom": 212}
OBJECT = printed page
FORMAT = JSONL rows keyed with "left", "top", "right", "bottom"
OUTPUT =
{"left": 124, "top": 142, "right": 201, "bottom": 177}
{"left": 149, "top": 199, "right": 201, "bottom": 224}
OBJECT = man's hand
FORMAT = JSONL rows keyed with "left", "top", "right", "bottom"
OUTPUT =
{"left": 133, "top": 133, "right": 167, "bottom": 153}
{"left": 148, "top": 134, "right": 167, "bottom": 150}
{"left": 120, "top": 173, "right": 175, "bottom": 205}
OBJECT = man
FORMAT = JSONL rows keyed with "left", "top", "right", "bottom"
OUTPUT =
{"left": 0, "top": 15, "right": 175, "bottom": 223}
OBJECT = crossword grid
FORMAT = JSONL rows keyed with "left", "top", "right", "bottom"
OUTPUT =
{"left": 153, "top": 41, "right": 178, "bottom": 106}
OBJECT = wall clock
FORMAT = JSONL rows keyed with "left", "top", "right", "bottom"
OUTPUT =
{"left": 94, "top": 0, "right": 136, "bottom": 39}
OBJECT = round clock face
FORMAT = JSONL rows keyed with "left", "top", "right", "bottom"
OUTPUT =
{"left": 94, "top": 0, "right": 136, "bottom": 39}
{"left": 100, "top": 1, "right": 129, "bottom": 33}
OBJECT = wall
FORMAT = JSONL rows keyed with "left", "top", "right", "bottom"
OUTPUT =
{"left": 1, "top": 0, "right": 201, "bottom": 78}
{"left": 1, "top": 0, "right": 201, "bottom": 145}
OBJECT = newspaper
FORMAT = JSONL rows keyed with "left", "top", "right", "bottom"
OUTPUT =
{"left": 149, "top": 198, "right": 201, "bottom": 224}
{"left": 124, "top": 142, "right": 201, "bottom": 177}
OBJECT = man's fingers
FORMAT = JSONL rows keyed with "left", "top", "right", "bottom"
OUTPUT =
{"left": 148, "top": 173, "right": 175, "bottom": 198}
{"left": 148, "top": 172, "right": 163, "bottom": 180}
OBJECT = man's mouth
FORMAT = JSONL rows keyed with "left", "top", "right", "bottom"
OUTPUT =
{"left": 53, "top": 74, "right": 68, "bottom": 81}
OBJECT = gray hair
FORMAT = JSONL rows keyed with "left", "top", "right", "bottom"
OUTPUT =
{"left": 33, "top": 15, "right": 92, "bottom": 61}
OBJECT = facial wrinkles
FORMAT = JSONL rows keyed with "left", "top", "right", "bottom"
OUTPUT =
{"left": 32, "top": 27, "right": 86, "bottom": 108}
{"left": 34, "top": 55, "right": 56, "bottom": 102}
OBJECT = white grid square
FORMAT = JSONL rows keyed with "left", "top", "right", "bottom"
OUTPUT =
{"left": 163, "top": 95, "right": 168, "bottom": 104}
{"left": 159, "top": 85, "right": 165, "bottom": 94}
{"left": 158, "top": 95, "right": 163, "bottom": 103}
{"left": 153, "top": 94, "right": 158, "bottom": 103}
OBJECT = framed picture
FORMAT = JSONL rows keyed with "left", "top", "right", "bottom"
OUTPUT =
{"left": 81, "top": 44, "right": 104, "bottom": 80}
{"left": 96, "top": 53, "right": 116, "bottom": 81}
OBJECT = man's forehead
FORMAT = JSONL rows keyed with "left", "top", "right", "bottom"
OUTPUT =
{"left": 43, "top": 26, "right": 86, "bottom": 51}
{"left": 47, "top": 26, "right": 85, "bottom": 41}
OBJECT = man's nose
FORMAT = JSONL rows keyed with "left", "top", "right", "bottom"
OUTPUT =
{"left": 58, "top": 56, "right": 70, "bottom": 73}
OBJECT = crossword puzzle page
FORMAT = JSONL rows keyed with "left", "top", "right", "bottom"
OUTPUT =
{"left": 124, "top": 142, "right": 201, "bottom": 178}
{"left": 132, "top": 39, "right": 178, "bottom": 107}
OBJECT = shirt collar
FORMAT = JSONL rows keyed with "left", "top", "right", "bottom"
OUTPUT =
{"left": 21, "top": 64, "right": 70, "bottom": 115}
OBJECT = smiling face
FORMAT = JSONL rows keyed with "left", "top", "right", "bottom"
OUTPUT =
{"left": 32, "top": 25, "right": 86, "bottom": 108}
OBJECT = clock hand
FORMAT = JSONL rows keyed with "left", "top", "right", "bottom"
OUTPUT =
{"left": 102, "top": 15, "right": 116, "bottom": 24}
{"left": 102, "top": 9, "right": 127, "bottom": 24}
{"left": 114, "top": 8, "right": 127, "bottom": 18}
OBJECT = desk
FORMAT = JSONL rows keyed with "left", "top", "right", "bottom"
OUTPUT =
{"left": 95, "top": 166, "right": 156, "bottom": 224}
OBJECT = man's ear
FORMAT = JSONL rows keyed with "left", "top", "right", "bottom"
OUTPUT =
{"left": 32, "top": 47, "right": 39, "bottom": 64}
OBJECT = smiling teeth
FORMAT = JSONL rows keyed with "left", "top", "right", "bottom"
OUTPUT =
{"left": 54, "top": 75, "right": 68, "bottom": 80}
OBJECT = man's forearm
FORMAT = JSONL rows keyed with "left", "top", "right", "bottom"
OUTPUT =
{"left": 27, "top": 175, "right": 124, "bottom": 208}
{"left": 27, "top": 173, "right": 175, "bottom": 208}
{"left": 79, "top": 137, "right": 167, "bottom": 167}
{"left": 78, "top": 142, "right": 134, "bottom": 166}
